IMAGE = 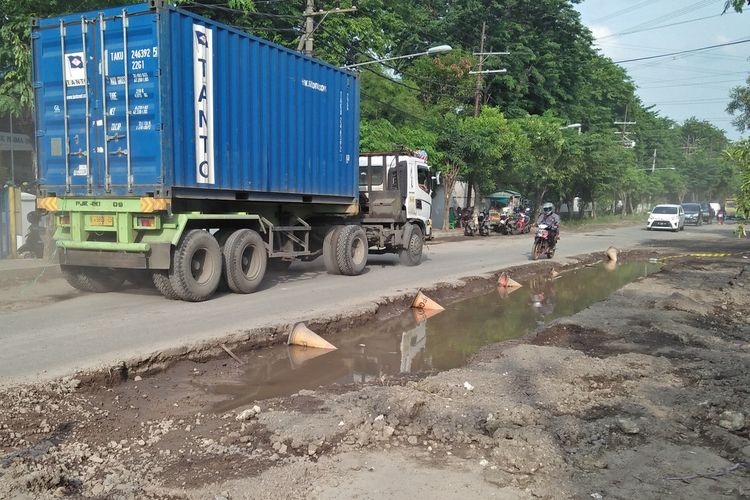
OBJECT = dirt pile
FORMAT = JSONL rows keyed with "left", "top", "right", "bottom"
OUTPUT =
{"left": 1, "top": 257, "right": 749, "bottom": 499}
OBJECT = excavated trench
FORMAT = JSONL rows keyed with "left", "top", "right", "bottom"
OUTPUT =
{"left": 68, "top": 252, "right": 662, "bottom": 414}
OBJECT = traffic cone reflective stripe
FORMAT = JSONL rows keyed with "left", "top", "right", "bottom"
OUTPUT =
{"left": 287, "top": 323, "right": 337, "bottom": 350}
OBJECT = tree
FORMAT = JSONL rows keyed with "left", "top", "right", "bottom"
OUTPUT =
{"left": 724, "top": 0, "right": 750, "bottom": 13}
{"left": 722, "top": 141, "right": 750, "bottom": 217}
{"left": 433, "top": 107, "right": 517, "bottom": 229}
{"left": 508, "top": 114, "right": 566, "bottom": 214}
{"left": 727, "top": 76, "right": 750, "bottom": 133}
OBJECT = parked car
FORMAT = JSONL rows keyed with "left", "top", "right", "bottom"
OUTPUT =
{"left": 681, "top": 203, "right": 703, "bottom": 226}
{"left": 647, "top": 204, "right": 685, "bottom": 232}
{"left": 699, "top": 202, "right": 712, "bottom": 224}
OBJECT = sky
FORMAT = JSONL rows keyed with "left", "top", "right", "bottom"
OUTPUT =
{"left": 573, "top": 0, "right": 749, "bottom": 141}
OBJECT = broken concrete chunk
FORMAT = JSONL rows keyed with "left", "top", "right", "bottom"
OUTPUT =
{"left": 719, "top": 411, "right": 745, "bottom": 431}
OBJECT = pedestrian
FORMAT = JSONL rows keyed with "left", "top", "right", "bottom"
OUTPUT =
{"left": 455, "top": 206, "right": 462, "bottom": 228}
{"left": 718, "top": 205, "right": 725, "bottom": 225}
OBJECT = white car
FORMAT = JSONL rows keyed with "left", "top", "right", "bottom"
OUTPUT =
{"left": 647, "top": 204, "right": 685, "bottom": 232}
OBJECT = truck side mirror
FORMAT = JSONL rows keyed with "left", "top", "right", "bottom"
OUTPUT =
{"left": 432, "top": 172, "right": 441, "bottom": 186}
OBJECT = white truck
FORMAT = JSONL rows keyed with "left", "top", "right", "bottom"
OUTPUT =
{"left": 358, "top": 152, "right": 437, "bottom": 266}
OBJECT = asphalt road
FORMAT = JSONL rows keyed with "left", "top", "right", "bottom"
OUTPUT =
{"left": 0, "top": 223, "right": 736, "bottom": 383}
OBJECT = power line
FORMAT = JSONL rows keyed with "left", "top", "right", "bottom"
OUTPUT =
{"left": 612, "top": 0, "right": 720, "bottom": 35}
{"left": 598, "top": 13, "right": 730, "bottom": 40}
{"left": 590, "top": 0, "right": 660, "bottom": 24}
{"left": 614, "top": 38, "right": 750, "bottom": 64}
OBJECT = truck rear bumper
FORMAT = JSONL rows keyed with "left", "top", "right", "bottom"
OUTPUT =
{"left": 58, "top": 244, "right": 171, "bottom": 269}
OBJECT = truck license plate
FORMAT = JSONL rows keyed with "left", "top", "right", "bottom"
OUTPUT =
{"left": 89, "top": 215, "right": 114, "bottom": 226}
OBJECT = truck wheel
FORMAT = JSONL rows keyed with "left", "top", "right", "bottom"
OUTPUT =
{"left": 223, "top": 229, "right": 267, "bottom": 294}
{"left": 323, "top": 226, "right": 342, "bottom": 275}
{"left": 61, "top": 265, "right": 125, "bottom": 293}
{"left": 213, "top": 229, "right": 235, "bottom": 293}
{"left": 336, "top": 225, "right": 368, "bottom": 276}
{"left": 169, "top": 229, "right": 222, "bottom": 301}
{"left": 399, "top": 224, "right": 423, "bottom": 266}
{"left": 153, "top": 271, "right": 181, "bottom": 300}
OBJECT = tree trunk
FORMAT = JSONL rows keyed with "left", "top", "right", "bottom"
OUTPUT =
{"left": 534, "top": 188, "right": 547, "bottom": 219}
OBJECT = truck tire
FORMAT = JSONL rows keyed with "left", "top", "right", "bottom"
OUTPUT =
{"left": 169, "top": 229, "right": 223, "bottom": 302}
{"left": 336, "top": 225, "right": 368, "bottom": 276}
{"left": 223, "top": 229, "right": 267, "bottom": 294}
{"left": 213, "top": 229, "right": 235, "bottom": 293}
{"left": 153, "top": 271, "right": 181, "bottom": 300}
{"left": 62, "top": 265, "right": 125, "bottom": 293}
{"left": 399, "top": 224, "right": 423, "bottom": 266}
{"left": 323, "top": 226, "right": 342, "bottom": 275}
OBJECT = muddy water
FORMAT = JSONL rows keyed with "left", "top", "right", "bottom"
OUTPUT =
{"left": 207, "top": 261, "right": 660, "bottom": 412}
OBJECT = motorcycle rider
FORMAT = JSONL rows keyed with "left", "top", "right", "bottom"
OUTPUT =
{"left": 536, "top": 202, "right": 561, "bottom": 246}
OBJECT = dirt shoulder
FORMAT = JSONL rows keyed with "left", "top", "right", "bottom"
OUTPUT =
{"left": 1, "top": 248, "right": 749, "bottom": 499}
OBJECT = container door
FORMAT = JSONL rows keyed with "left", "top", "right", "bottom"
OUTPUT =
{"left": 34, "top": 9, "right": 161, "bottom": 197}
{"left": 92, "top": 10, "right": 162, "bottom": 195}
{"left": 34, "top": 17, "right": 98, "bottom": 194}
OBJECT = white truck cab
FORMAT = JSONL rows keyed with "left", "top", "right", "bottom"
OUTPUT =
{"left": 359, "top": 153, "right": 436, "bottom": 238}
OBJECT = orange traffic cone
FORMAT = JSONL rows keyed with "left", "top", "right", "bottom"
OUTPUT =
{"left": 496, "top": 285, "right": 521, "bottom": 299}
{"left": 606, "top": 246, "right": 618, "bottom": 262}
{"left": 287, "top": 323, "right": 337, "bottom": 350}
{"left": 411, "top": 291, "right": 445, "bottom": 311}
{"left": 498, "top": 272, "right": 522, "bottom": 288}
{"left": 412, "top": 306, "right": 443, "bottom": 323}
{"left": 287, "top": 345, "right": 334, "bottom": 368}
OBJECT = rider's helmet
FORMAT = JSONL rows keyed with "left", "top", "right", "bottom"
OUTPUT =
{"left": 542, "top": 202, "right": 554, "bottom": 214}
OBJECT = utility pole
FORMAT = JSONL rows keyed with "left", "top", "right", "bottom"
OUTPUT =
{"left": 651, "top": 149, "right": 657, "bottom": 173}
{"left": 471, "top": 23, "right": 508, "bottom": 117}
{"left": 473, "top": 22, "right": 486, "bottom": 118}
{"left": 614, "top": 104, "right": 636, "bottom": 148}
{"left": 9, "top": 113, "right": 15, "bottom": 184}
{"left": 467, "top": 22, "right": 508, "bottom": 206}
{"left": 297, "top": 0, "right": 357, "bottom": 56}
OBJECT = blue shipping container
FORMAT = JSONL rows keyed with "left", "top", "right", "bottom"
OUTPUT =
{"left": 33, "top": 2, "right": 360, "bottom": 202}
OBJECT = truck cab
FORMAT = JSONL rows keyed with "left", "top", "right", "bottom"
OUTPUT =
{"left": 358, "top": 153, "right": 435, "bottom": 239}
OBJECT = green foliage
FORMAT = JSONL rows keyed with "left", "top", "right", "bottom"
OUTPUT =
{"left": 723, "top": 140, "right": 750, "bottom": 217}
{"left": 727, "top": 76, "right": 750, "bottom": 133}
{"left": 724, "top": 0, "right": 750, "bottom": 13}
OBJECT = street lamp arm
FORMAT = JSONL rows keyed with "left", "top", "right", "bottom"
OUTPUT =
{"left": 341, "top": 45, "right": 451, "bottom": 69}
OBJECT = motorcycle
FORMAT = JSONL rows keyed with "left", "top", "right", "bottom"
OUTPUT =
{"left": 531, "top": 223, "right": 558, "bottom": 260}
{"left": 462, "top": 209, "right": 477, "bottom": 236}
{"left": 494, "top": 214, "right": 511, "bottom": 235}
{"left": 508, "top": 214, "right": 531, "bottom": 235}
{"left": 477, "top": 210, "right": 491, "bottom": 236}
{"left": 17, "top": 211, "right": 45, "bottom": 259}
